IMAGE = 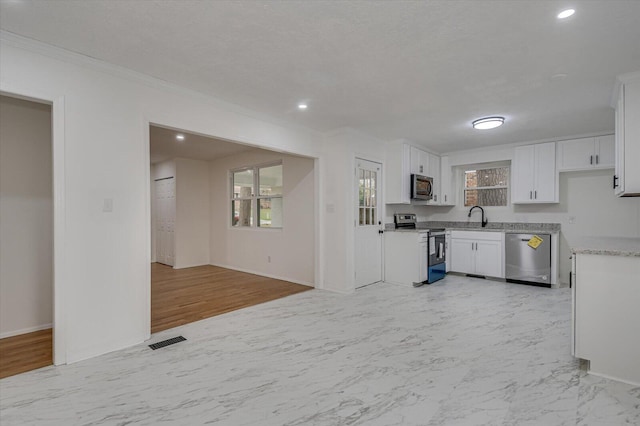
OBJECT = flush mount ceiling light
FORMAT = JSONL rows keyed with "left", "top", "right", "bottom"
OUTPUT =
{"left": 176, "top": 134, "right": 185, "bottom": 141}
{"left": 472, "top": 117, "right": 505, "bottom": 130}
{"left": 557, "top": 9, "right": 575, "bottom": 19}
{"left": 298, "top": 103, "right": 308, "bottom": 110}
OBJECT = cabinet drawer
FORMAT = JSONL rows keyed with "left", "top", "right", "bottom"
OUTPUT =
{"left": 450, "top": 230, "right": 502, "bottom": 241}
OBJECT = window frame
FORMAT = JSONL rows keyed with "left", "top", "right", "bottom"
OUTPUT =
{"left": 230, "top": 161, "right": 283, "bottom": 229}
{"left": 461, "top": 162, "right": 511, "bottom": 208}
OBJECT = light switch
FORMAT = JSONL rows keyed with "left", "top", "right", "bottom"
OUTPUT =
{"left": 103, "top": 198, "right": 113, "bottom": 213}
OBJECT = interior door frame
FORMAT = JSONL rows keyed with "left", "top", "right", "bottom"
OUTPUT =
{"left": 0, "top": 84, "right": 67, "bottom": 366}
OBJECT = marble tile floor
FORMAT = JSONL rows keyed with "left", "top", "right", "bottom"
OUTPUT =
{"left": 1, "top": 275, "right": 639, "bottom": 426}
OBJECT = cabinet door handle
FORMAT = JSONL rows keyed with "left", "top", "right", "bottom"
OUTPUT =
{"left": 434, "top": 195, "right": 437, "bottom": 202}
{"left": 535, "top": 190, "right": 537, "bottom": 199}
{"left": 529, "top": 190, "right": 532, "bottom": 199}
{"left": 444, "top": 195, "right": 447, "bottom": 202}
{"left": 596, "top": 155, "right": 599, "bottom": 164}
{"left": 613, "top": 175, "right": 619, "bottom": 189}
{"left": 590, "top": 155, "right": 593, "bottom": 165}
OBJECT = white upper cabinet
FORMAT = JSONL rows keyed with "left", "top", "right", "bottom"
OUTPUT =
{"left": 557, "top": 135, "right": 614, "bottom": 171}
{"left": 428, "top": 152, "right": 441, "bottom": 204}
{"left": 386, "top": 142, "right": 446, "bottom": 205}
{"left": 512, "top": 142, "right": 558, "bottom": 204}
{"left": 596, "top": 135, "right": 615, "bottom": 169}
{"left": 439, "top": 156, "right": 455, "bottom": 206}
{"left": 385, "top": 142, "right": 411, "bottom": 204}
{"left": 410, "top": 146, "right": 430, "bottom": 176}
{"left": 613, "top": 72, "right": 640, "bottom": 196}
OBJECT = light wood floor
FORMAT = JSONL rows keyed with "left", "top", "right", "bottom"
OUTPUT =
{"left": 0, "top": 328, "right": 52, "bottom": 379}
{"left": 151, "top": 263, "right": 313, "bottom": 334}
{"left": 0, "top": 265, "right": 311, "bottom": 379}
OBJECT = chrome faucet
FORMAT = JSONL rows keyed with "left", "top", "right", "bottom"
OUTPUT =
{"left": 468, "top": 205, "right": 488, "bottom": 228}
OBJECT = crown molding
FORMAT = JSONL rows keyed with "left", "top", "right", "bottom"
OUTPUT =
{"left": 0, "top": 30, "right": 322, "bottom": 139}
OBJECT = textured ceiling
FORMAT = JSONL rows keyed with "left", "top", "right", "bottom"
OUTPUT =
{"left": 2, "top": 0, "right": 640, "bottom": 152}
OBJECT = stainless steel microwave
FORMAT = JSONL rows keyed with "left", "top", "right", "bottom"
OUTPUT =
{"left": 411, "top": 174, "right": 433, "bottom": 201}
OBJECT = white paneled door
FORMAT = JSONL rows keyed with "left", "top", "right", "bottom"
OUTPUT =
{"left": 155, "top": 177, "right": 175, "bottom": 266}
{"left": 355, "top": 158, "right": 383, "bottom": 288}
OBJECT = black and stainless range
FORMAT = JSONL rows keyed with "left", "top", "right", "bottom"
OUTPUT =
{"left": 394, "top": 213, "right": 418, "bottom": 229}
{"left": 393, "top": 214, "right": 446, "bottom": 285}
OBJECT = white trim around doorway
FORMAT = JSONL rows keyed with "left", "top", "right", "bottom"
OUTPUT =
{"left": 0, "top": 83, "right": 67, "bottom": 366}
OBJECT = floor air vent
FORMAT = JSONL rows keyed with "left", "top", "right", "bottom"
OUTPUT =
{"left": 149, "top": 336, "right": 186, "bottom": 350}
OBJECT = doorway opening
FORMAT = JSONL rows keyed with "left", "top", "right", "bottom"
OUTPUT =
{"left": 148, "top": 125, "right": 316, "bottom": 334}
{"left": 0, "top": 94, "right": 53, "bottom": 378}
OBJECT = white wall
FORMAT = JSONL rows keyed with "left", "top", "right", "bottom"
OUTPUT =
{"left": 175, "top": 158, "right": 210, "bottom": 269}
{"left": 209, "top": 149, "right": 315, "bottom": 285}
{"left": 386, "top": 142, "right": 640, "bottom": 285}
{"left": 0, "top": 95, "right": 53, "bottom": 337}
{"left": 1, "top": 34, "right": 324, "bottom": 363}
{"left": 322, "top": 128, "right": 386, "bottom": 293}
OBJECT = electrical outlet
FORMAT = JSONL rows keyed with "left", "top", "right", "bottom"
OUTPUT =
{"left": 267, "top": 256, "right": 271, "bottom": 263}
{"left": 568, "top": 216, "right": 576, "bottom": 224}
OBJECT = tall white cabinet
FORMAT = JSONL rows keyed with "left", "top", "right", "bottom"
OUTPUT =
{"left": 613, "top": 71, "right": 640, "bottom": 196}
{"left": 512, "top": 142, "right": 558, "bottom": 204}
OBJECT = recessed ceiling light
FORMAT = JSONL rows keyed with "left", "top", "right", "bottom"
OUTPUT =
{"left": 298, "top": 103, "right": 308, "bottom": 110}
{"left": 176, "top": 134, "right": 185, "bottom": 141}
{"left": 557, "top": 9, "right": 575, "bottom": 19}
{"left": 472, "top": 117, "right": 505, "bottom": 130}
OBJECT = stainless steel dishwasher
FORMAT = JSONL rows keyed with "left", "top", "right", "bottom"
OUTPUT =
{"left": 505, "top": 233, "right": 551, "bottom": 286}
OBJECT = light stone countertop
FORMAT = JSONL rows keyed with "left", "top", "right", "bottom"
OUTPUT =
{"left": 385, "top": 221, "right": 560, "bottom": 235}
{"left": 385, "top": 228, "right": 559, "bottom": 234}
{"left": 569, "top": 236, "right": 640, "bottom": 257}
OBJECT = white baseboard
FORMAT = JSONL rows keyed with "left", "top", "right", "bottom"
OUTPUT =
{"left": 0, "top": 323, "right": 53, "bottom": 339}
{"left": 587, "top": 370, "right": 640, "bottom": 387}
{"left": 321, "top": 284, "right": 355, "bottom": 295}
{"left": 209, "top": 263, "right": 314, "bottom": 288}
{"left": 173, "top": 261, "right": 209, "bottom": 269}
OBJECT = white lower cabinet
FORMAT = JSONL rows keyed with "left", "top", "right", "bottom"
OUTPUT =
{"left": 445, "top": 230, "right": 451, "bottom": 272}
{"left": 384, "top": 231, "right": 429, "bottom": 286}
{"left": 450, "top": 231, "right": 504, "bottom": 278}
